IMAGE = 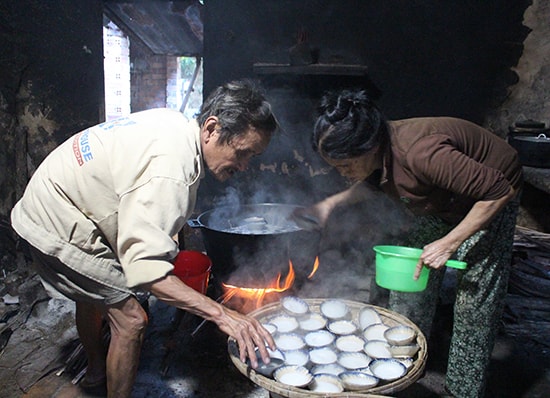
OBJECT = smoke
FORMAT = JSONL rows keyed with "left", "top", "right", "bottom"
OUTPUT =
{"left": 293, "top": 189, "right": 414, "bottom": 303}
{"left": 212, "top": 186, "right": 241, "bottom": 208}
{"left": 200, "top": 159, "right": 414, "bottom": 305}
{"left": 195, "top": 86, "right": 415, "bottom": 304}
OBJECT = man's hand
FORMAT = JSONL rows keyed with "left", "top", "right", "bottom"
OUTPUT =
{"left": 144, "top": 275, "right": 275, "bottom": 368}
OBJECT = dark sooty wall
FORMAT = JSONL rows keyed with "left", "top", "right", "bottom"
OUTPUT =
{"left": 198, "top": 0, "right": 530, "bottom": 210}
{"left": 0, "top": 0, "right": 104, "bottom": 216}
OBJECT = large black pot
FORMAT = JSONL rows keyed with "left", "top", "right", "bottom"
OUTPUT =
{"left": 508, "top": 120, "right": 550, "bottom": 168}
{"left": 188, "top": 203, "right": 319, "bottom": 284}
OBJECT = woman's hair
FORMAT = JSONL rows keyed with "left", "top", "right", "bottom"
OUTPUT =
{"left": 197, "top": 79, "right": 278, "bottom": 144}
{"left": 313, "top": 89, "right": 389, "bottom": 159}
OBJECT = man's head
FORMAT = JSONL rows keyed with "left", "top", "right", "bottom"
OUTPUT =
{"left": 197, "top": 80, "right": 278, "bottom": 181}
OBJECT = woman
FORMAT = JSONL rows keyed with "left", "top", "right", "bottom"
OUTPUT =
{"left": 299, "top": 89, "right": 522, "bottom": 397}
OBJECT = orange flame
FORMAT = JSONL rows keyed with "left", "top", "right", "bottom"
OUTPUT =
{"left": 307, "top": 256, "right": 320, "bottom": 279}
{"left": 222, "top": 260, "right": 296, "bottom": 308}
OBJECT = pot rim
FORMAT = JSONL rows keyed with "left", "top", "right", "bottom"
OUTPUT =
{"left": 511, "top": 134, "right": 550, "bottom": 143}
{"left": 189, "top": 202, "right": 306, "bottom": 235}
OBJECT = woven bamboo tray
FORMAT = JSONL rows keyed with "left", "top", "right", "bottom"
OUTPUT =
{"left": 228, "top": 298, "right": 427, "bottom": 397}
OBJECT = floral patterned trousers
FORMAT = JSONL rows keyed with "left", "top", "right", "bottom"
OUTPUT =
{"left": 388, "top": 199, "right": 519, "bottom": 398}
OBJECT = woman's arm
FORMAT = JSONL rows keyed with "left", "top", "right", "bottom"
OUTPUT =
{"left": 414, "top": 187, "right": 517, "bottom": 278}
{"left": 143, "top": 275, "right": 275, "bottom": 367}
{"left": 295, "top": 181, "right": 373, "bottom": 228}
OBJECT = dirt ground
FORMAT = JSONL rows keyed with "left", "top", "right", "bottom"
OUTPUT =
{"left": 1, "top": 280, "right": 549, "bottom": 398}
{"left": 1, "top": 223, "right": 549, "bottom": 398}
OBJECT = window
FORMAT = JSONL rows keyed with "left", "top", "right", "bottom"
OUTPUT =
{"left": 103, "top": 20, "right": 130, "bottom": 121}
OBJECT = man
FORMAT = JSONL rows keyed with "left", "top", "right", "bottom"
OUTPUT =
{"left": 11, "top": 80, "right": 277, "bottom": 397}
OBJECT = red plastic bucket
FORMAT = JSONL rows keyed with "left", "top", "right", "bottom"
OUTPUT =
{"left": 173, "top": 250, "right": 212, "bottom": 294}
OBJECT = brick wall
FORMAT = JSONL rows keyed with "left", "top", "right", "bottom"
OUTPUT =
{"left": 166, "top": 57, "right": 179, "bottom": 110}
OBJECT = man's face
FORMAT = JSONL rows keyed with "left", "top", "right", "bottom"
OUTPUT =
{"left": 202, "top": 119, "right": 271, "bottom": 182}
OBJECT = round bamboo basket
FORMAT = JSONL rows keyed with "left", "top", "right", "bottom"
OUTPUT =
{"left": 228, "top": 298, "right": 427, "bottom": 397}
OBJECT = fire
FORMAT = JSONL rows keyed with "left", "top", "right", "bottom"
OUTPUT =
{"left": 307, "top": 256, "right": 320, "bottom": 279}
{"left": 222, "top": 260, "right": 296, "bottom": 307}
{"left": 221, "top": 256, "right": 320, "bottom": 309}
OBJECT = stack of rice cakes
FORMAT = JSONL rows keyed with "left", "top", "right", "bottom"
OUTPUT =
{"left": 256, "top": 297, "right": 422, "bottom": 393}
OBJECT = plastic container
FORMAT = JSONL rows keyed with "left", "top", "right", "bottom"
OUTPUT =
{"left": 373, "top": 245, "right": 467, "bottom": 292}
{"left": 173, "top": 250, "right": 212, "bottom": 294}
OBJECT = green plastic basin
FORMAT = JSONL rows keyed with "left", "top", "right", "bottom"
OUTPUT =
{"left": 373, "top": 245, "right": 467, "bottom": 292}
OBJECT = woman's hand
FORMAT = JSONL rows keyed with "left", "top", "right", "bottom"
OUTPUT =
{"left": 413, "top": 188, "right": 516, "bottom": 279}
{"left": 291, "top": 202, "right": 331, "bottom": 230}
{"left": 291, "top": 181, "right": 373, "bottom": 230}
{"left": 414, "top": 237, "right": 457, "bottom": 279}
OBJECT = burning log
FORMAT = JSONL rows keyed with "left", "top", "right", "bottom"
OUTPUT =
{"left": 190, "top": 256, "right": 319, "bottom": 337}
{"left": 504, "top": 226, "right": 550, "bottom": 348}
{"left": 221, "top": 260, "right": 296, "bottom": 309}
{"left": 219, "top": 256, "right": 320, "bottom": 313}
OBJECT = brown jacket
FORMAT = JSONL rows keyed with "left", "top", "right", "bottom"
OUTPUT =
{"left": 379, "top": 117, "right": 522, "bottom": 224}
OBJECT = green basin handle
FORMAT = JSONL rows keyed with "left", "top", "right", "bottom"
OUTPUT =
{"left": 445, "top": 259, "right": 467, "bottom": 269}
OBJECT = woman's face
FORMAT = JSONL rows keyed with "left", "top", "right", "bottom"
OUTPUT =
{"left": 323, "top": 148, "right": 381, "bottom": 183}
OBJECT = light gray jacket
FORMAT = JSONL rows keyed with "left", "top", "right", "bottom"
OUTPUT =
{"left": 11, "top": 108, "right": 203, "bottom": 289}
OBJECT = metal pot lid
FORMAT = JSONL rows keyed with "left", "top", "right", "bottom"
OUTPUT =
{"left": 512, "top": 133, "right": 550, "bottom": 143}
{"left": 194, "top": 203, "right": 305, "bottom": 235}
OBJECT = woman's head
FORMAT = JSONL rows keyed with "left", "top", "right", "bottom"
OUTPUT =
{"left": 313, "top": 89, "right": 388, "bottom": 158}
{"left": 313, "top": 89, "right": 388, "bottom": 181}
